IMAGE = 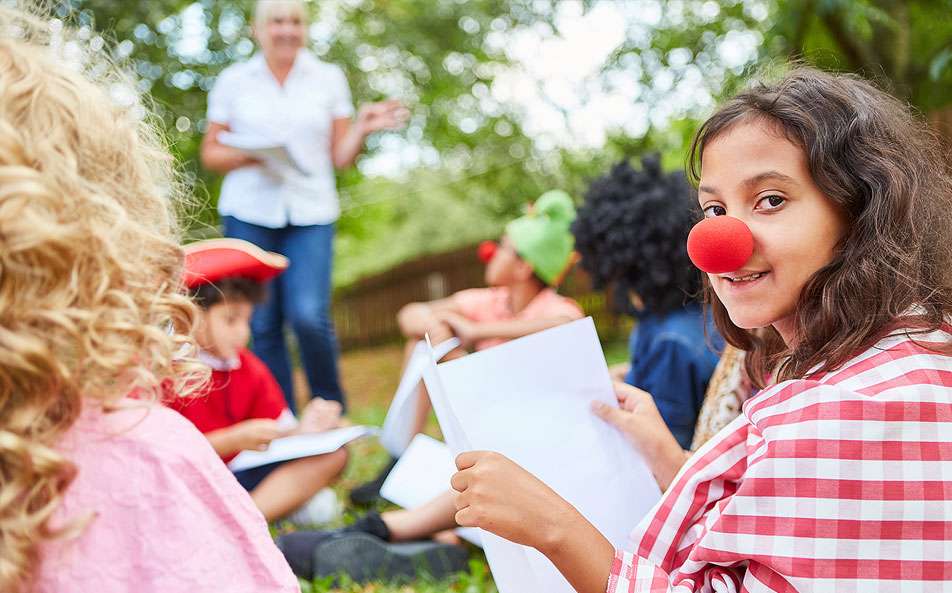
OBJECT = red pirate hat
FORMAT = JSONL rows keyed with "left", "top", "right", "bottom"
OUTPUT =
{"left": 182, "top": 238, "right": 289, "bottom": 290}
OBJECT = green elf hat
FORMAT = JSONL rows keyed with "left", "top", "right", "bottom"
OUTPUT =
{"left": 505, "top": 189, "right": 578, "bottom": 286}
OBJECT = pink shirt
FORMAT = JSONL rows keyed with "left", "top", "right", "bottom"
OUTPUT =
{"left": 36, "top": 399, "right": 299, "bottom": 593}
{"left": 452, "top": 286, "right": 584, "bottom": 350}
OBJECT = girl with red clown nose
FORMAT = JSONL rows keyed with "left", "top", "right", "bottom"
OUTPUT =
{"left": 450, "top": 67, "right": 952, "bottom": 593}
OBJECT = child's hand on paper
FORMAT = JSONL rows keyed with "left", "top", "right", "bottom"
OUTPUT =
{"left": 234, "top": 418, "right": 283, "bottom": 452}
{"left": 298, "top": 397, "right": 343, "bottom": 434}
{"left": 451, "top": 450, "right": 578, "bottom": 552}
{"left": 590, "top": 382, "right": 689, "bottom": 490}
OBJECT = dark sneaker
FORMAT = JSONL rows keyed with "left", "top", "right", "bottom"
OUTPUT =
{"left": 349, "top": 456, "right": 399, "bottom": 505}
{"left": 275, "top": 510, "right": 392, "bottom": 578}
{"left": 275, "top": 530, "right": 335, "bottom": 579}
{"left": 313, "top": 531, "right": 468, "bottom": 583}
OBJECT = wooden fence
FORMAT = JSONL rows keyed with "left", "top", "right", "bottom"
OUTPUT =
{"left": 332, "top": 243, "right": 631, "bottom": 350}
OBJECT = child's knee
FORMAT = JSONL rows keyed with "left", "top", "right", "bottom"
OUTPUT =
{"left": 330, "top": 446, "right": 349, "bottom": 473}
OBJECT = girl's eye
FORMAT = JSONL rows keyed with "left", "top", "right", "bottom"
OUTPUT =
{"left": 756, "top": 195, "right": 785, "bottom": 211}
{"left": 702, "top": 205, "right": 727, "bottom": 218}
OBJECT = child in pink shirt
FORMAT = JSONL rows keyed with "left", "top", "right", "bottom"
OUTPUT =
{"left": 0, "top": 8, "right": 297, "bottom": 592}
{"left": 395, "top": 190, "right": 584, "bottom": 354}
{"left": 40, "top": 402, "right": 298, "bottom": 592}
{"left": 349, "top": 190, "right": 585, "bottom": 506}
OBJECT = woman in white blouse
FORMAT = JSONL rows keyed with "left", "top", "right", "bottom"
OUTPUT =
{"left": 201, "top": 0, "right": 406, "bottom": 411}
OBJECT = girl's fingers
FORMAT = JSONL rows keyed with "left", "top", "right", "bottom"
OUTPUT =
{"left": 449, "top": 469, "right": 469, "bottom": 493}
{"left": 590, "top": 399, "right": 631, "bottom": 431}
{"left": 455, "top": 450, "right": 479, "bottom": 470}
{"left": 455, "top": 506, "right": 477, "bottom": 528}
{"left": 453, "top": 488, "right": 471, "bottom": 512}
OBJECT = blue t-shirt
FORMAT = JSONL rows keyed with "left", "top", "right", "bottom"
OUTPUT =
{"left": 625, "top": 305, "right": 724, "bottom": 449}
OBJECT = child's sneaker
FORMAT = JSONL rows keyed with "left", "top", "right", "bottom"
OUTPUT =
{"left": 313, "top": 532, "right": 468, "bottom": 583}
{"left": 349, "top": 456, "right": 398, "bottom": 505}
{"left": 286, "top": 488, "right": 342, "bottom": 527}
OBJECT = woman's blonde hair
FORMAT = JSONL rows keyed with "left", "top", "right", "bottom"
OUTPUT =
{"left": 253, "top": 0, "right": 309, "bottom": 27}
{"left": 0, "top": 6, "right": 207, "bottom": 591}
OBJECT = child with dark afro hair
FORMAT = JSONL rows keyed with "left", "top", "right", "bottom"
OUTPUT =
{"left": 572, "top": 156, "right": 724, "bottom": 450}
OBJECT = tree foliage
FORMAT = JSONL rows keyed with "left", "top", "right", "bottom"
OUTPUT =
{"left": 54, "top": 0, "right": 952, "bottom": 285}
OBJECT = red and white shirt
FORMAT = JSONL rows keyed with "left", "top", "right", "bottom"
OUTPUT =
{"left": 609, "top": 327, "right": 952, "bottom": 592}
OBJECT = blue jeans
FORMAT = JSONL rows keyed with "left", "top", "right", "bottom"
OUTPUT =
{"left": 223, "top": 216, "right": 344, "bottom": 412}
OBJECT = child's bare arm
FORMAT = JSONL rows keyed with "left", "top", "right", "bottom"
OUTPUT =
{"left": 205, "top": 419, "right": 283, "bottom": 457}
{"left": 396, "top": 298, "right": 462, "bottom": 340}
{"left": 439, "top": 313, "right": 576, "bottom": 348}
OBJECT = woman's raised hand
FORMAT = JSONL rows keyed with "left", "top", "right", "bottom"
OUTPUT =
{"left": 355, "top": 99, "right": 409, "bottom": 134}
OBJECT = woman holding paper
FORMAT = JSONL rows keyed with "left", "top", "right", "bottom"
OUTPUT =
{"left": 452, "top": 68, "right": 952, "bottom": 592}
{"left": 200, "top": 0, "right": 407, "bottom": 412}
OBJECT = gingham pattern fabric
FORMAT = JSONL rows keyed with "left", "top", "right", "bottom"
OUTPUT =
{"left": 609, "top": 327, "right": 952, "bottom": 592}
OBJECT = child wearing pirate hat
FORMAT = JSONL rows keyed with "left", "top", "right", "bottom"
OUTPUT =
{"left": 168, "top": 238, "right": 348, "bottom": 525}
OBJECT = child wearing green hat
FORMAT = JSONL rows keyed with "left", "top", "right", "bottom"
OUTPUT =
{"left": 276, "top": 191, "right": 585, "bottom": 583}
{"left": 350, "top": 190, "right": 586, "bottom": 505}
{"left": 409, "top": 189, "right": 584, "bottom": 352}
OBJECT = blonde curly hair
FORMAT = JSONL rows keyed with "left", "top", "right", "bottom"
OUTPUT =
{"left": 0, "top": 6, "right": 208, "bottom": 591}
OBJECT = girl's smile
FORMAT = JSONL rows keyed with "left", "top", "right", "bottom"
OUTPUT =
{"left": 698, "top": 120, "right": 846, "bottom": 345}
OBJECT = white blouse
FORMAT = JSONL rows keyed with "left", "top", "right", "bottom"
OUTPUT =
{"left": 207, "top": 51, "right": 354, "bottom": 228}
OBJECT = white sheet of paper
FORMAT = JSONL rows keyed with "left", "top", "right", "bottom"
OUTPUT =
{"left": 378, "top": 433, "right": 482, "bottom": 547}
{"left": 228, "top": 425, "right": 378, "bottom": 472}
{"left": 217, "top": 131, "right": 308, "bottom": 175}
{"left": 422, "top": 334, "right": 471, "bottom": 454}
{"left": 379, "top": 338, "right": 460, "bottom": 457}
{"left": 427, "top": 317, "right": 662, "bottom": 593}
{"left": 380, "top": 433, "right": 455, "bottom": 509}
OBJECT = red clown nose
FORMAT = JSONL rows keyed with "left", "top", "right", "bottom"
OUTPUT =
{"left": 477, "top": 240, "right": 498, "bottom": 264}
{"left": 686, "top": 216, "right": 754, "bottom": 274}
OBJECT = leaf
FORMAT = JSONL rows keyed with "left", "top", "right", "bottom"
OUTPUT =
{"left": 929, "top": 46, "right": 952, "bottom": 81}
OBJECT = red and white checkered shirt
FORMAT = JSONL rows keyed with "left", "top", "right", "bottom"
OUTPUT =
{"left": 609, "top": 327, "right": 952, "bottom": 593}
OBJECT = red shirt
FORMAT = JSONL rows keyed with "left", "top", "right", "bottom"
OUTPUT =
{"left": 167, "top": 347, "right": 287, "bottom": 463}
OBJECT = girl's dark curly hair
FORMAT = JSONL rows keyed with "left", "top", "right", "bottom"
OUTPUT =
{"left": 689, "top": 66, "right": 952, "bottom": 388}
{"left": 572, "top": 156, "right": 702, "bottom": 316}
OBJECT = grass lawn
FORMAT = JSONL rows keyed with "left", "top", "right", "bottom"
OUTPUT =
{"left": 286, "top": 337, "right": 629, "bottom": 592}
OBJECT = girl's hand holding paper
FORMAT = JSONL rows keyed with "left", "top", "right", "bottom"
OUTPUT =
{"left": 451, "top": 450, "right": 577, "bottom": 552}
{"left": 591, "top": 382, "right": 688, "bottom": 490}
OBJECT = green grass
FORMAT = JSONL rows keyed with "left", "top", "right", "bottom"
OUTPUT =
{"left": 297, "top": 556, "right": 497, "bottom": 593}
